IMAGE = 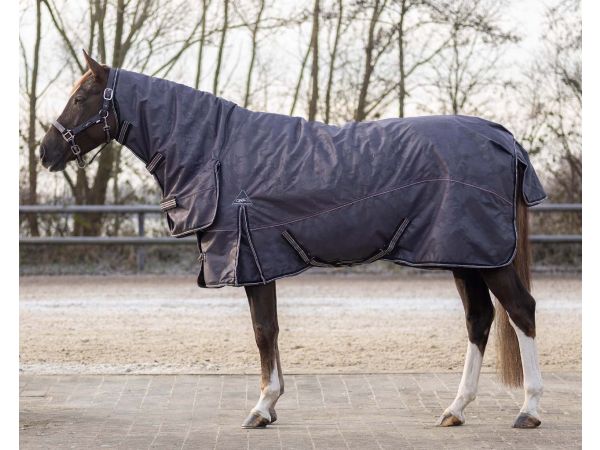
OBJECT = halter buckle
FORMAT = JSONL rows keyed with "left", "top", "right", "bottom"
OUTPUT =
{"left": 76, "top": 155, "right": 87, "bottom": 169}
{"left": 71, "top": 144, "right": 82, "bottom": 156}
{"left": 103, "top": 88, "right": 113, "bottom": 101}
{"left": 61, "top": 129, "right": 74, "bottom": 142}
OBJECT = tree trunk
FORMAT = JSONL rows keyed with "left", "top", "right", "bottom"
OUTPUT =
{"left": 194, "top": 0, "right": 210, "bottom": 89}
{"left": 308, "top": 0, "right": 320, "bottom": 121}
{"left": 72, "top": 170, "right": 89, "bottom": 236}
{"left": 244, "top": 0, "right": 265, "bottom": 108}
{"left": 110, "top": 0, "right": 125, "bottom": 233}
{"left": 289, "top": 44, "right": 312, "bottom": 116}
{"left": 87, "top": 0, "right": 96, "bottom": 55}
{"left": 325, "top": 0, "right": 343, "bottom": 124}
{"left": 354, "top": 0, "right": 383, "bottom": 122}
{"left": 26, "top": 0, "right": 42, "bottom": 236}
{"left": 74, "top": 0, "right": 125, "bottom": 235}
{"left": 94, "top": 0, "right": 107, "bottom": 62}
{"left": 213, "top": 0, "right": 229, "bottom": 95}
{"left": 44, "top": 0, "right": 181, "bottom": 235}
{"left": 397, "top": 0, "right": 406, "bottom": 118}
{"left": 451, "top": 27, "right": 460, "bottom": 115}
{"left": 112, "top": 0, "right": 125, "bottom": 66}
{"left": 112, "top": 146, "right": 122, "bottom": 234}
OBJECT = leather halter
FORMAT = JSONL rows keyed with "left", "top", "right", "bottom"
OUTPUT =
{"left": 52, "top": 68, "right": 119, "bottom": 168}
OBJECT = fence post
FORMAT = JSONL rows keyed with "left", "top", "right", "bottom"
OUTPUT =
{"left": 137, "top": 212, "right": 145, "bottom": 272}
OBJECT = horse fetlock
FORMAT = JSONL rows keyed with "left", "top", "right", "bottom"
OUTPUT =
{"left": 447, "top": 392, "right": 475, "bottom": 415}
{"left": 262, "top": 384, "right": 280, "bottom": 400}
{"left": 268, "top": 407, "right": 278, "bottom": 424}
{"left": 460, "top": 391, "right": 477, "bottom": 404}
{"left": 526, "top": 384, "right": 543, "bottom": 398}
{"left": 259, "top": 387, "right": 281, "bottom": 408}
{"left": 252, "top": 407, "right": 271, "bottom": 421}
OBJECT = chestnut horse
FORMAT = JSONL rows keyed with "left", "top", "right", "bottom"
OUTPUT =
{"left": 39, "top": 52, "right": 543, "bottom": 429}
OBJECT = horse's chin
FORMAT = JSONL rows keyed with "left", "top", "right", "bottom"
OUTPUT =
{"left": 44, "top": 159, "right": 68, "bottom": 172}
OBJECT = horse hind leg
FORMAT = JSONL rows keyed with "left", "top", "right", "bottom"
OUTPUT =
{"left": 438, "top": 269, "right": 494, "bottom": 427}
{"left": 481, "top": 265, "right": 543, "bottom": 428}
{"left": 242, "top": 282, "right": 284, "bottom": 428}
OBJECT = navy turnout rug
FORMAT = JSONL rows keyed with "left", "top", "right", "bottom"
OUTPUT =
{"left": 112, "top": 68, "right": 546, "bottom": 287}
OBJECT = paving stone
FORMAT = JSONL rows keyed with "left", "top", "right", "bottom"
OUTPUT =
{"left": 20, "top": 372, "right": 581, "bottom": 449}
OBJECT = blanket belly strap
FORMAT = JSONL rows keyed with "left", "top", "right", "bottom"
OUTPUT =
{"left": 282, "top": 218, "right": 410, "bottom": 268}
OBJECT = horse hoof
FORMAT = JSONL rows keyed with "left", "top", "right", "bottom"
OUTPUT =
{"left": 269, "top": 408, "right": 277, "bottom": 424}
{"left": 512, "top": 413, "right": 541, "bottom": 429}
{"left": 241, "top": 411, "right": 270, "bottom": 429}
{"left": 437, "top": 411, "right": 464, "bottom": 427}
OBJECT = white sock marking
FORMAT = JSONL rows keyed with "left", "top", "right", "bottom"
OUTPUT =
{"left": 509, "top": 318, "right": 543, "bottom": 417}
{"left": 251, "top": 365, "right": 280, "bottom": 421}
{"left": 444, "top": 341, "right": 483, "bottom": 420}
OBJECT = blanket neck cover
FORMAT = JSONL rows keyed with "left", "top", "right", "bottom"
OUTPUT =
{"left": 112, "top": 68, "right": 547, "bottom": 288}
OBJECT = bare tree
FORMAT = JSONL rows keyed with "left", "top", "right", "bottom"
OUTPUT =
{"left": 289, "top": 43, "right": 311, "bottom": 116}
{"left": 318, "top": 0, "right": 448, "bottom": 122}
{"left": 354, "top": 0, "right": 394, "bottom": 121}
{"left": 324, "top": 0, "right": 344, "bottom": 123}
{"left": 22, "top": 0, "right": 579, "bottom": 240}
{"left": 21, "top": 0, "right": 43, "bottom": 236}
{"left": 392, "top": 0, "right": 448, "bottom": 117}
{"left": 213, "top": 0, "right": 230, "bottom": 95}
{"left": 520, "top": 0, "right": 581, "bottom": 201}
{"left": 41, "top": 0, "right": 191, "bottom": 235}
{"left": 307, "top": 0, "right": 320, "bottom": 121}
{"left": 425, "top": 0, "right": 519, "bottom": 115}
{"left": 195, "top": 0, "right": 211, "bottom": 89}
{"left": 237, "top": 0, "right": 266, "bottom": 108}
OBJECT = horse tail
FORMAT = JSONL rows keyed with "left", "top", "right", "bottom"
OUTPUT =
{"left": 495, "top": 187, "right": 530, "bottom": 387}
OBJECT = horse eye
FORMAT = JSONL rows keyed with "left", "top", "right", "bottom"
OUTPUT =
{"left": 74, "top": 96, "right": 84, "bottom": 104}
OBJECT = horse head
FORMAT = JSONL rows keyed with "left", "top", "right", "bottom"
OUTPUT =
{"left": 40, "top": 50, "right": 118, "bottom": 171}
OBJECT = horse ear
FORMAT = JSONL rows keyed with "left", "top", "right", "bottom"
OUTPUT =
{"left": 82, "top": 49, "right": 107, "bottom": 83}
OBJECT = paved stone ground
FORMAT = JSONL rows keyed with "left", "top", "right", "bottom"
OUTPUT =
{"left": 20, "top": 372, "right": 580, "bottom": 449}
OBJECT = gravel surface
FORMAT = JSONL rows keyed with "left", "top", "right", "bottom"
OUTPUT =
{"left": 19, "top": 273, "right": 581, "bottom": 374}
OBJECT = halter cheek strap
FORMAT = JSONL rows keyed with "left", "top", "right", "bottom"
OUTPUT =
{"left": 52, "top": 68, "right": 119, "bottom": 168}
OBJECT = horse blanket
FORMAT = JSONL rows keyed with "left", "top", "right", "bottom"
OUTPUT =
{"left": 112, "top": 68, "right": 547, "bottom": 287}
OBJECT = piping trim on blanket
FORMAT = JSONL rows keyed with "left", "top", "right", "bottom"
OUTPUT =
{"left": 208, "top": 177, "right": 512, "bottom": 234}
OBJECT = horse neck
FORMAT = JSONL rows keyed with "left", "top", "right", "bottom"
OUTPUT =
{"left": 115, "top": 69, "right": 224, "bottom": 165}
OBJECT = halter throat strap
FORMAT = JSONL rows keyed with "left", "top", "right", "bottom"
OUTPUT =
{"left": 52, "top": 68, "right": 119, "bottom": 168}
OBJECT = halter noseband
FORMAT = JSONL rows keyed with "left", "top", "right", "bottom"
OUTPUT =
{"left": 52, "top": 68, "right": 119, "bottom": 168}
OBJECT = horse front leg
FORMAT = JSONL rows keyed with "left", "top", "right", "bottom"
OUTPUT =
{"left": 242, "top": 281, "right": 284, "bottom": 428}
{"left": 438, "top": 269, "right": 494, "bottom": 426}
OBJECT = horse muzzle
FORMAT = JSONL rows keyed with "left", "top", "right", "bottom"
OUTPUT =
{"left": 39, "top": 143, "right": 67, "bottom": 172}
